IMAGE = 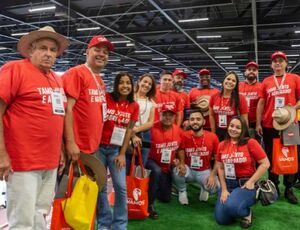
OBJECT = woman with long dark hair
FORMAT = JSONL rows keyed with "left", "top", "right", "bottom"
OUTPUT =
{"left": 209, "top": 71, "right": 248, "bottom": 141}
{"left": 215, "top": 116, "right": 270, "bottom": 228}
{"left": 96, "top": 71, "right": 139, "bottom": 230}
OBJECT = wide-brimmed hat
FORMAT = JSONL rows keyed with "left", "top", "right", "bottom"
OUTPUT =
{"left": 191, "top": 95, "right": 210, "bottom": 116}
{"left": 272, "top": 105, "right": 296, "bottom": 130}
{"left": 88, "top": 35, "right": 114, "bottom": 51}
{"left": 17, "top": 26, "right": 70, "bottom": 58}
{"left": 80, "top": 153, "right": 107, "bottom": 190}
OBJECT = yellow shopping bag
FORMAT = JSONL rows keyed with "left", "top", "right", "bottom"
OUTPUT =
{"left": 62, "top": 161, "right": 98, "bottom": 230}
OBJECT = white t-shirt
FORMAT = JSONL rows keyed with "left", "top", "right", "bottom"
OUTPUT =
{"left": 135, "top": 97, "right": 155, "bottom": 127}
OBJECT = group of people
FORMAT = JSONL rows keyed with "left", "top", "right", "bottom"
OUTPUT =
{"left": 0, "top": 25, "right": 299, "bottom": 230}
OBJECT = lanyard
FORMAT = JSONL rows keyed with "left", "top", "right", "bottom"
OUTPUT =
{"left": 44, "top": 71, "right": 61, "bottom": 92}
{"left": 220, "top": 96, "right": 230, "bottom": 108}
{"left": 84, "top": 63, "right": 106, "bottom": 102}
{"left": 191, "top": 131, "right": 205, "bottom": 150}
{"left": 273, "top": 74, "right": 286, "bottom": 91}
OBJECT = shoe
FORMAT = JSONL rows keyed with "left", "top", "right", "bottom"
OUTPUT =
{"left": 148, "top": 204, "right": 159, "bottom": 219}
{"left": 240, "top": 211, "right": 252, "bottom": 228}
{"left": 199, "top": 186, "right": 209, "bottom": 202}
{"left": 171, "top": 185, "right": 179, "bottom": 196}
{"left": 293, "top": 181, "right": 300, "bottom": 190}
{"left": 285, "top": 188, "right": 298, "bottom": 204}
{"left": 178, "top": 191, "right": 189, "bottom": 205}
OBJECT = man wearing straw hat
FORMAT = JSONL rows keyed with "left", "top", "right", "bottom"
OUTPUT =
{"left": 0, "top": 26, "right": 69, "bottom": 229}
{"left": 256, "top": 51, "right": 300, "bottom": 204}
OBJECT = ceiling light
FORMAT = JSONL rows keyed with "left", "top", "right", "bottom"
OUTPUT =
{"left": 0, "top": 47, "right": 8, "bottom": 50}
{"left": 138, "top": 68, "right": 149, "bottom": 71}
{"left": 286, "top": 54, "right": 300, "bottom": 57}
{"left": 134, "top": 50, "right": 152, "bottom": 53}
{"left": 291, "top": 44, "right": 300, "bottom": 47}
{"left": 289, "top": 61, "right": 297, "bottom": 63}
{"left": 11, "top": 32, "right": 29, "bottom": 36}
{"left": 178, "top": 18, "right": 209, "bottom": 23}
{"left": 29, "top": 5, "right": 56, "bottom": 12}
{"left": 149, "top": 71, "right": 159, "bottom": 74}
{"left": 124, "top": 64, "right": 136, "bottom": 67}
{"left": 221, "top": 62, "right": 236, "bottom": 65}
{"left": 57, "top": 60, "right": 70, "bottom": 64}
{"left": 165, "top": 63, "right": 179, "bottom": 66}
{"left": 197, "top": 35, "right": 222, "bottom": 39}
{"left": 108, "top": 58, "right": 121, "bottom": 62}
{"left": 126, "top": 43, "right": 135, "bottom": 47}
{"left": 111, "top": 40, "right": 131, "bottom": 44}
{"left": 295, "top": 31, "right": 300, "bottom": 33}
{"left": 77, "top": 27, "right": 100, "bottom": 31}
{"left": 152, "top": 57, "right": 167, "bottom": 60}
{"left": 215, "top": 55, "right": 232, "bottom": 58}
{"left": 225, "top": 67, "right": 239, "bottom": 70}
{"left": 208, "top": 47, "right": 229, "bottom": 50}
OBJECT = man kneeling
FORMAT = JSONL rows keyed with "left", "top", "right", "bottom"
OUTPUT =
{"left": 173, "top": 109, "right": 220, "bottom": 205}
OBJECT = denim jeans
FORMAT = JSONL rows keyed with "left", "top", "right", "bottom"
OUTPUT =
{"left": 214, "top": 179, "right": 256, "bottom": 225}
{"left": 146, "top": 159, "right": 172, "bottom": 205}
{"left": 96, "top": 144, "right": 127, "bottom": 230}
{"left": 172, "top": 167, "right": 220, "bottom": 194}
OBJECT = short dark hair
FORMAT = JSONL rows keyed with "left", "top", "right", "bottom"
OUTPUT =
{"left": 189, "top": 109, "right": 204, "bottom": 119}
{"left": 135, "top": 73, "right": 156, "bottom": 100}
{"left": 160, "top": 70, "right": 173, "bottom": 78}
{"left": 110, "top": 71, "right": 135, "bottom": 103}
{"left": 224, "top": 116, "right": 250, "bottom": 146}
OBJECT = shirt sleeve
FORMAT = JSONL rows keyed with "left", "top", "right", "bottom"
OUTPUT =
{"left": 216, "top": 142, "right": 223, "bottom": 162}
{"left": 258, "top": 79, "right": 267, "bottom": 99}
{"left": 295, "top": 74, "right": 300, "bottom": 100}
{"left": 247, "top": 138, "right": 267, "bottom": 161}
{"left": 212, "top": 133, "right": 220, "bottom": 157}
{"left": 130, "top": 102, "right": 140, "bottom": 122}
{"left": 62, "top": 67, "right": 82, "bottom": 100}
{"left": 239, "top": 94, "right": 249, "bottom": 114}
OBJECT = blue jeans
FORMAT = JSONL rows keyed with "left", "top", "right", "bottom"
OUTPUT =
{"left": 96, "top": 144, "right": 127, "bottom": 230}
{"left": 215, "top": 179, "right": 256, "bottom": 225}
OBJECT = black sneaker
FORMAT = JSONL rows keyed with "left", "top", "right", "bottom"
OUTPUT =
{"left": 148, "top": 205, "right": 159, "bottom": 219}
{"left": 285, "top": 188, "right": 298, "bottom": 204}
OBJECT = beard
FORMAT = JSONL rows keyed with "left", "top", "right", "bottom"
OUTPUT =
{"left": 191, "top": 124, "right": 203, "bottom": 132}
{"left": 246, "top": 74, "right": 256, "bottom": 81}
{"left": 174, "top": 83, "right": 183, "bottom": 91}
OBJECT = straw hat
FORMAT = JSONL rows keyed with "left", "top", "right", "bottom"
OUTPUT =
{"left": 272, "top": 105, "right": 296, "bottom": 130}
{"left": 192, "top": 95, "right": 210, "bottom": 116}
{"left": 17, "top": 26, "right": 70, "bottom": 58}
{"left": 80, "top": 153, "right": 107, "bottom": 190}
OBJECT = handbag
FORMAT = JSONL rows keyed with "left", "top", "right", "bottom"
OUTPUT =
{"left": 256, "top": 180, "right": 278, "bottom": 206}
{"left": 272, "top": 138, "right": 298, "bottom": 174}
{"left": 282, "top": 123, "right": 300, "bottom": 146}
{"left": 50, "top": 164, "right": 74, "bottom": 230}
{"left": 62, "top": 160, "right": 98, "bottom": 230}
{"left": 126, "top": 147, "right": 149, "bottom": 219}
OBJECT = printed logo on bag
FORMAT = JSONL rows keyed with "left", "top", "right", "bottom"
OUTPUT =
{"left": 279, "top": 147, "right": 295, "bottom": 161}
{"left": 287, "top": 131, "right": 294, "bottom": 137}
{"left": 128, "top": 188, "right": 145, "bottom": 206}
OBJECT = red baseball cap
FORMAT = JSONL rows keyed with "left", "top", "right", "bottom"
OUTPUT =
{"left": 88, "top": 35, "right": 114, "bottom": 51}
{"left": 172, "top": 69, "right": 187, "bottom": 78}
{"left": 198, "top": 69, "right": 210, "bottom": 76}
{"left": 245, "top": 61, "right": 259, "bottom": 69}
{"left": 271, "top": 51, "right": 287, "bottom": 61}
{"left": 161, "top": 104, "right": 176, "bottom": 114}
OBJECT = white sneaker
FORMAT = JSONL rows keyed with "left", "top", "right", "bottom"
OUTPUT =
{"left": 199, "top": 186, "right": 209, "bottom": 202}
{"left": 178, "top": 191, "right": 189, "bottom": 205}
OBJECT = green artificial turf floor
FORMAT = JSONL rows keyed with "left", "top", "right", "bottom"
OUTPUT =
{"left": 128, "top": 176, "right": 300, "bottom": 230}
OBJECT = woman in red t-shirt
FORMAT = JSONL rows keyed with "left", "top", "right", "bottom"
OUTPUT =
{"left": 215, "top": 116, "right": 270, "bottom": 228}
{"left": 97, "top": 72, "right": 139, "bottom": 230}
{"left": 209, "top": 71, "right": 248, "bottom": 141}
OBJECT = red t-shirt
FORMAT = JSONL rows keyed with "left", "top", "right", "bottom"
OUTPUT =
{"left": 209, "top": 93, "right": 248, "bottom": 129}
{"left": 175, "top": 90, "right": 190, "bottom": 109}
{"left": 63, "top": 64, "right": 106, "bottom": 153}
{"left": 239, "top": 81, "right": 262, "bottom": 124}
{"left": 0, "top": 59, "right": 66, "bottom": 171}
{"left": 154, "top": 89, "right": 183, "bottom": 122}
{"left": 216, "top": 139, "right": 266, "bottom": 178}
{"left": 101, "top": 93, "right": 139, "bottom": 145}
{"left": 259, "top": 73, "right": 300, "bottom": 128}
{"left": 179, "top": 130, "right": 219, "bottom": 171}
{"left": 189, "top": 88, "right": 220, "bottom": 129}
{"left": 149, "top": 123, "right": 183, "bottom": 173}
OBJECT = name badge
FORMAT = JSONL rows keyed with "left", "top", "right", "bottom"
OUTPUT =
{"left": 102, "top": 103, "right": 107, "bottom": 122}
{"left": 219, "top": 114, "right": 227, "bottom": 128}
{"left": 110, "top": 126, "right": 126, "bottom": 146}
{"left": 246, "top": 96, "right": 251, "bottom": 108}
{"left": 190, "top": 156, "right": 203, "bottom": 169}
{"left": 224, "top": 163, "right": 236, "bottom": 179}
{"left": 274, "top": 97, "right": 285, "bottom": 109}
{"left": 51, "top": 92, "right": 65, "bottom": 115}
{"left": 161, "top": 149, "right": 172, "bottom": 164}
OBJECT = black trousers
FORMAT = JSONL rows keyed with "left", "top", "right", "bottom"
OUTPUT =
{"left": 262, "top": 127, "right": 295, "bottom": 188}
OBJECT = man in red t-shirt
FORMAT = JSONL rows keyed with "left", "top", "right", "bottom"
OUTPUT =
{"left": 63, "top": 36, "right": 114, "bottom": 160}
{"left": 189, "top": 69, "right": 220, "bottom": 130}
{"left": 147, "top": 104, "right": 183, "bottom": 218}
{"left": 256, "top": 51, "right": 300, "bottom": 204}
{"left": 239, "top": 62, "right": 261, "bottom": 136}
{"left": 173, "top": 109, "right": 220, "bottom": 205}
{"left": 155, "top": 70, "right": 183, "bottom": 126}
{"left": 0, "top": 26, "right": 69, "bottom": 229}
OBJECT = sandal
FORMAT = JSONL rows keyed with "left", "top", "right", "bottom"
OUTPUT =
{"left": 240, "top": 211, "right": 252, "bottom": 228}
